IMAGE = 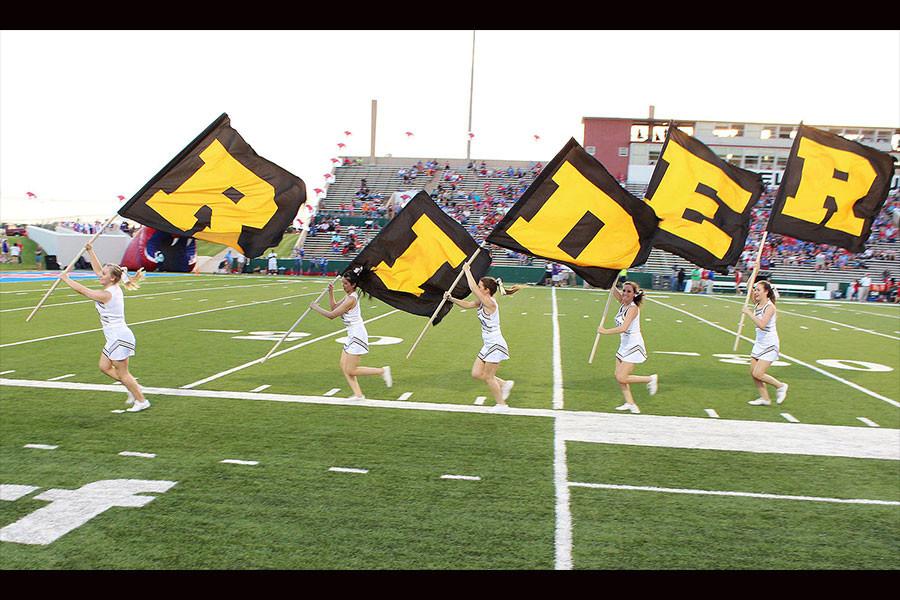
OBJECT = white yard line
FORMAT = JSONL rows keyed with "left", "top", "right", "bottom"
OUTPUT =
{"left": 329, "top": 467, "right": 368, "bottom": 474}
{"left": 0, "top": 370, "right": 15, "bottom": 375}
{"left": 23, "top": 444, "right": 57, "bottom": 450}
{"left": 474, "top": 396, "right": 486, "bottom": 405}
{"left": 0, "top": 281, "right": 283, "bottom": 313}
{"left": 554, "top": 419, "right": 573, "bottom": 570}
{"left": 441, "top": 475, "right": 481, "bottom": 481}
{"left": 0, "top": 291, "right": 320, "bottom": 349}
{"left": 568, "top": 482, "right": 900, "bottom": 506}
{"left": 4, "top": 377, "right": 897, "bottom": 461}
{"left": 180, "top": 309, "right": 400, "bottom": 389}
{"left": 397, "top": 392, "right": 412, "bottom": 401}
{"left": 705, "top": 409, "right": 720, "bottom": 418}
{"left": 551, "top": 287, "right": 564, "bottom": 410}
{"left": 781, "top": 412, "right": 800, "bottom": 423}
{"left": 323, "top": 388, "right": 341, "bottom": 396}
{"left": 47, "top": 374, "right": 75, "bottom": 381}
{"left": 647, "top": 297, "right": 900, "bottom": 408}
{"left": 251, "top": 385, "right": 271, "bottom": 393}
{"left": 220, "top": 459, "right": 258, "bottom": 466}
{"left": 118, "top": 451, "right": 156, "bottom": 458}
{"left": 708, "top": 295, "right": 900, "bottom": 341}
{"left": 857, "top": 417, "right": 880, "bottom": 428}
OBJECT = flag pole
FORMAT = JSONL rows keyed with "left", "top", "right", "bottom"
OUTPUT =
{"left": 406, "top": 247, "right": 482, "bottom": 360}
{"left": 26, "top": 212, "right": 119, "bottom": 322}
{"left": 732, "top": 230, "right": 769, "bottom": 351}
{"left": 261, "top": 274, "right": 343, "bottom": 363}
{"left": 588, "top": 285, "right": 617, "bottom": 364}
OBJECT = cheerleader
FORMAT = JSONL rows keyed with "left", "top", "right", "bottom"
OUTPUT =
{"left": 596, "top": 281, "right": 657, "bottom": 414}
{"left": 58, "top": 243, "right": 148, "bottom": 412}
{"left": 443, "top": 262, "right": 522, "bottom": 412}
{"left": 742, "top": 280, "right": 788, "bottom": 406}
{"left": 309, "top": 268, "right": 392, "bottom": 400}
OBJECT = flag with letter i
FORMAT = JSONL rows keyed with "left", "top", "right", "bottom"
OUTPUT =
{"left": 766, "top": 124, "right": 895, "bottom": 252}
{"left": 347, "top": 192, "right": 492, "bottom": 325}
{"left": 486, "top": 138, "right": 658, "bottom": 289}
{"left": 643, "top": 127, "right": 763, "bottom": 273}
{"left": 118, "top": 113, "right": 306, "bottom": 258}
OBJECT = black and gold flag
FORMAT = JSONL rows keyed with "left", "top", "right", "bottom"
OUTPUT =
{"left": 119, "top": 113, "right": 306, "bottom": 258}
{"left": 486, "top": 138, "right": 658, "bottom": 289}
{"left": 767, "top": 124, "right": 895, "bottom": 253}
{"left": 644, "top": 127, "right": 762, "bottom": 273}
{"left": 347, "top": 192, "right": 492, "bottom": 324}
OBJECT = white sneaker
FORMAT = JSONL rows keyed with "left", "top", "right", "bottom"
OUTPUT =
{"left": 382, "top": 366, "right": 393, "bottom": 388}
{"left": 615, "top": 403, "right": 640, "bottom": 413}
{"left": 125, "top": 390, "right": 135, "bottom": 406}
{"left": 501, "top": 380, "right": 515, "bottom": 401}
{"left": 776, "top": 383, "right": 788, "bottom": 405}
{"left": 748, "top": 398, "right": 771, "bottom": 406}
{"left": 647, "top": 374, "right": 658, "bottom": 396}
{"left": 126, "top": 400, "right": 150, "bottom": 412}
{"left": 490, "top": 403, "right": 510, "bottom": 413}
{"left": 615, "top": 403, "right": 631, "bottom": 411}
{"left": 347, "top": 395, "right": 366, "bottom": 401}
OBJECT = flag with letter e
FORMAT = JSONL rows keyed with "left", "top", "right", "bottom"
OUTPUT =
{"left": 486, "top": 138, "right": 658, "bottom": 289}
{"left": 347, "top": 192, "right": 492, "bottom": 324}
{"left": 644, "top": 127, "right": 762, "bottom": 273}
{"left": 766, "top": 124, "right": 895, "bottom": 253}
{"left": 119, "top": 113, "right": 306, "bottom": 258}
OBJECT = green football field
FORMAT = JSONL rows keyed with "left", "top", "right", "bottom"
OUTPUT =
{"left": 1, "top": 273, "right": 898, "bottom": 569}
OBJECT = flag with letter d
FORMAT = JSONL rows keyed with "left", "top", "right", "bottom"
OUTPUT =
{"left": 766, "top": 124, "right": 895, "bottom": 253}
{"left": 347, "top": 192, "right": 492, "bottom": 325}
{"left": 644, "top": 127, "right": 762, "bottom": 273}
{"left": 119, "top": 113, "right": 306, "bottom": 258}
{"left": 486, "top": 138, "right": 659, "bottom": 289}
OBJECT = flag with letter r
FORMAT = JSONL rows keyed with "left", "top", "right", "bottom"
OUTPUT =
{"left": 347, "top": 192, "right": 492, "bottom": 325}
{"left": 766, "top": 124, "right": 895, "bottom": 253}
{"left": 118, "top": 113, "right": 306, "bottom": 258}
{"left": 643, "top": 127, "right": 762, "bottom": 274}
{"left": 486, "top": 138, "right": 659, "bottom": 289}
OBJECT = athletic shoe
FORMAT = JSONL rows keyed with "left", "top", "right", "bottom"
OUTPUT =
{"left": 490, "top": 403, "right": 510, "bottom": 413}
{"left": 382, "top": 366, "right": 393, "bottom": 388}
{"left": 347, "top": 395, "right": 366, "bottom": 401}
{"left": 748, "top": 398, "right": 771, "bottom": 406}
{"left": 647, "top": 374, "right": 658, "bottom": 396}
{"left": 615, "top": 403, "right": 639, "bottom": 413}
{"left": 125, "top": 390, "right": 135, "bottom": 406}
{"left": 615, "top": 403, "right": 631, "bottom": 411}
{"left": 501, "top": 380, "right": 515, "bottom": 401}
{"left": 776, "top": 383, "right": 788, "bottom": 405}
{"left": 126, "top": 400, "right": 150, "bottom": 413}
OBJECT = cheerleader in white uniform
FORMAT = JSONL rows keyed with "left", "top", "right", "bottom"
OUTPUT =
{"left": 59, "top": 243, "right": 148, "bottom": 412}
{"left": 742, "top": 280, "right": 788, "bottom": 406}
{"left": 309, "top": 268, "right": 392, "bottom": 400}
{"left": 596, "top": 281, "right": 657, "bottom": 414}
{"left": 444, "top": 262, "right": 522, "bottom": 412}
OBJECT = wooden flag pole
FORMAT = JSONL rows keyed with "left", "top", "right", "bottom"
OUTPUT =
{"left": 406, "top": 247, "right": 482, "bottom": 360}
{"left": 261, "top": 274, "right": 343, "bottom": 363}
{"left": 26, "top": 213, "right": 119, "bottom": 322}
{"left": 588, "top": 285, "right": 617, "bottom": 364}
{"left": 733, "top": 230, "right": 769, "bottom": 351}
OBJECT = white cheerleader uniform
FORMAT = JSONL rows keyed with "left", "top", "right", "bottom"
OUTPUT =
{"left": 750, "top": 301, "right": 780, "bottom": 362}
{"left": 341, "top": 292, "right": 369, "bottom": 355}
{"left": 96, "top": 284, "right": 136, "bottom": 361}
{"left": 476, "top": 300, "right": 509, "bottom": 363}
{"left": 615, "top": 302, "right": 647, "bottom": 364}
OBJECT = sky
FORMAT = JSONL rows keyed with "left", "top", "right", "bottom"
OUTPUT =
{"left": 1, "top": 30, "right": 898, "bottom": 222}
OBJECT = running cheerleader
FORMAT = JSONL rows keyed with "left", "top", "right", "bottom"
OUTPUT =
{"left": 596, "top": 281, "right": 657, "bottom": 414}
{"left": 742, "top": 280, "right": 788, "bottom": 406}
{"left": 309, "top": 268, "right": 392, "bottom": 400}
{"left": 443, "top": 262, "right": 522, "bottom": 412}
{"left": 59, "top": 243, "right": 148, "bottom": 412}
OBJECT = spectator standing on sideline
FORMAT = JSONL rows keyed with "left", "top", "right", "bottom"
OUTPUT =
{"left": 10, "top": 242, "right": 22, "bottom": 264}
{"left": 1, "top": 237, "right": 8, "bottom": 261}
{"left": 35, "top": 246, "right": 44, "bottom": 268}
{"left": 267, "top": 251, "right": 278, "bottom": 275}
{"left": 859, "top": 273, "right": 872, "bottom": 302}
{"left": 677, "top": 268, "right": 686, "bottom": 293}
{"left": 690, "top": 267, "right": 701, "bottom": 293}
